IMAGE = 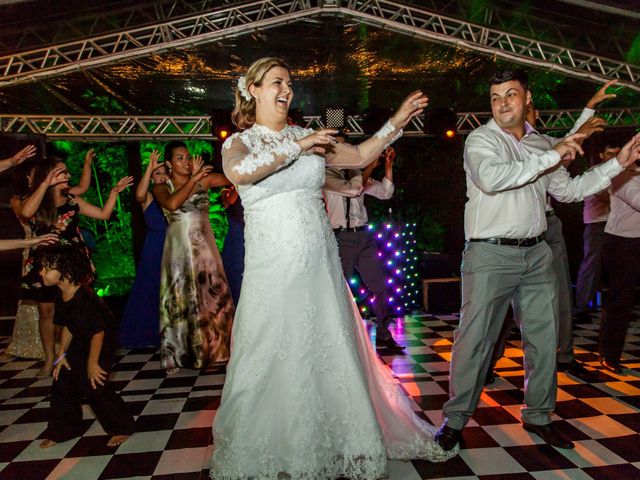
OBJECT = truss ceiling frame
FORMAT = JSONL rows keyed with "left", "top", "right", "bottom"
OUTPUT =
{"left": 2, "top": 108, "right": 638, "bottom": 141}
{"left": 0, "top": 0, "right": 638, "bottom": 92}
{"left": 1, "top": 0, "right": 632, "bottom": 63}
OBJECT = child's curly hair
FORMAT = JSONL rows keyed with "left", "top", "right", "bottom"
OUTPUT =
{"left": 37, "top": 246, "right": 92, "bottom": 285}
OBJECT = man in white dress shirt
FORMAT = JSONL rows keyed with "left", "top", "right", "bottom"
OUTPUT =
{"left": 324, "top": 144, "right": 404, "bottom": 353}
{"left": 599, "top": 159, "right": 640, "bottom": 373}
{"left": 575, "top": 142, "right": 621, "bottom": 321}
{"left": 435, "top": 69, "right": 640, "bottom": 452}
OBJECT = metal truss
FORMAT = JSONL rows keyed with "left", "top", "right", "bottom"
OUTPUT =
{"left": 3, "top": 0, "right": 632, "bottom": 63}
{"left": 0, "top": 115, "right": 213, "bottom": 140}
{"left": 2, "top": 108, "right": 638, "bottom": 140}
{"left": 340, "top": 0, "right": 639, "bottom": 91}
{"left": 0, "top": 1, "right": 229, "bottom": 54}
{"left": 1, "top": 0, "right": 638, "bottom": 91}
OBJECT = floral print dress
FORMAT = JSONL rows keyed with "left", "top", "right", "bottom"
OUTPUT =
{"left": 159, "top": 181, "right": 234, "bottom": 371}
{"left": 20, "top": 196, "right": 94, "bottom": 302}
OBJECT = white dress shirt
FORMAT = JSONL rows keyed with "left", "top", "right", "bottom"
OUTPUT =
{"left": 464, "top": 118, "right": 623, "bottom": 240}
{"left": 528, "top": 108, "right": 610, "bottom": 223}
{"left": 535, "top": 107, "right": 594, "bottom": 214}
{"left": 324, "top": 167, "right": 394, "bottom": 229}
{"left": 605, "top": 170, "right": 640, "bottom": 238}
{"left": 583, "top": 191, "right": 610, "bottom": 224}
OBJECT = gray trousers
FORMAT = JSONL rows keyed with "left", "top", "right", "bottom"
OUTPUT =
{"left": 335, "top": 229, "right": 394, "bottom": 341}
{"left": 575, "top": 222, "right": 606, "bottom": 312}
{"left": 443, "top": 241, "right": 558, "bottom": 429}
{"left": 545, "top": 215, "right": 574, "bottom": 364}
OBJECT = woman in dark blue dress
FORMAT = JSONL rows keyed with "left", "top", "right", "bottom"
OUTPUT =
{"left": 120, "top": 151, "right": 168, "bottom": 348}
{"left": 221, "top": 185, "right": 245, "bottom": 306}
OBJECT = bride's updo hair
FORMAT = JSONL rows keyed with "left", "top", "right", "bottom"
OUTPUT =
{"left": 232, "top": 57, "right": 290, "bottom": 131}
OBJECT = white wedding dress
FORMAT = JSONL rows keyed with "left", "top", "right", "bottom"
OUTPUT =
{"left": 210, "top": 122, "right": 457, "bottom": 480}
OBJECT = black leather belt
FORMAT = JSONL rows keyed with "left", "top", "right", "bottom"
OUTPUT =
{"left": 333, "top": 225, "right": 367, "bottom": 234}
{"left": 546, "top": 210, "right": 555, "bottom": 218}
{"left": 469, "top": 234, "right": 545, "bottom": 247}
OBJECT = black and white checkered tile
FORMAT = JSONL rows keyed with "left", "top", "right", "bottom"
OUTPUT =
{"left": 0, "top": 310, "right": 638, "bottom": 480}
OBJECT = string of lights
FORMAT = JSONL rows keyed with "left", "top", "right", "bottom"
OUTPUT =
{"left": 348, "top": 221, "right": 421, "bottom": 318}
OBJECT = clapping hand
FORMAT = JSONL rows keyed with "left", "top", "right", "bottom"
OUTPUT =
{"left": 390, "top": 91, "right": 429, "bottom": 130}
{"left": 112, "top": 176, "right": 134, "bottom": 193}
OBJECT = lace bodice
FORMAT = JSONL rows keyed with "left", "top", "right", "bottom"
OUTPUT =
{"left": 223, "top": 124, "right": 323, "bottom": 208}
{"left": 221, "top": 121, "right": 403, "bottom": 209}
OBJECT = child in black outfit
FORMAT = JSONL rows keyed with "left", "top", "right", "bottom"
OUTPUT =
{"left": 38, "top": 246, "right": 135, "bottom": 448}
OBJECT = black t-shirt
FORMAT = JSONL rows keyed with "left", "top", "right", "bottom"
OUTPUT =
{"left": 54, "top": 285, "right": 116, "bottom": 366}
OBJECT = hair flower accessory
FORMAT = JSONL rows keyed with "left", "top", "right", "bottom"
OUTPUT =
{"left": 237, "top": 76, "right": 252, "bottom": 102}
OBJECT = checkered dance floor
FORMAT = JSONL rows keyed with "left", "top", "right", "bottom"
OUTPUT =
{"left": 1, "top": 311, "right": 638, "bottom": 480}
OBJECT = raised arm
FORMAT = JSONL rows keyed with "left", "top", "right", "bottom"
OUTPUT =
{"left": 0, "top": 145, "right": 36, "bottom": 173}
{"left": 153, "top": 165, "right": 211, "bottom": 211}
{"left": 325, "top": 91, "right": 428, "bottom": 169}
{"left": 190, "top": 154, "right": 231, "bottom": 190}
{"left": 135, "top": 150, "right": 160, "bottom": 208}
{"left": 69, "top": 149, "right": 94, "bottom": 195}
{"left": 548, "top": 133, "right": 640, "bottom": 203}
{"left": 76, "top": 176, "right": 133, "bottom": 220}
{"left": 465, "top": 132, "right": 584, "bottom": 193}
{"left": 12, "top": 165, "right": 67, "bottom": 222}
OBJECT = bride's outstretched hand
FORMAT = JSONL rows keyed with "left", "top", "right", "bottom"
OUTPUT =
{"left": 390, "top": 91, "right": 429, "bottom": 130}
{"left": 296, "top": 129, "right": 339, "bottom": 153}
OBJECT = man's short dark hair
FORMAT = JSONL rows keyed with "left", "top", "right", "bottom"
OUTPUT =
{"left": 490, "top": 69, "right": 529, "bottom": 91}
{"left": 602, "top": 141, "right": 622, "bottom": 151}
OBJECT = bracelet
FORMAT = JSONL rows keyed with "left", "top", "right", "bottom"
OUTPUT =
{"left": 53, "top": 353, "right": 67, "bottom": 366}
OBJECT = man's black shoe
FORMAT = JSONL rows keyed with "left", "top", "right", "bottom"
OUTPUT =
{"left": 484, "top": 369, "right": 496, "bottom": 385}
{"left": 599, "top": 357, "right": 623, "bottom": 374}
{"left": 435, "top": 425, "right": 462, "bottom": 451}
{"left": 557, "top": 361, "right": 599, "bottom": 382}
{"left": 375, "top": 337, "right": 405, "bottom": 353}
{"left": 573, "top": 311, "right": 593, "bottom": 324}
{"left": 522, "top": 422, "right": 574, "bottom": 449}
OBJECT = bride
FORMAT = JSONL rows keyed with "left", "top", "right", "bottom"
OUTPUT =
{"left": 210, "top": 57, "right": 457, "bottom": 480}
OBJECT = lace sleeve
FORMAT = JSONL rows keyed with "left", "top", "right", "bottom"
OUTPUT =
{"left": 325, "top": 120, "right": 402, "bottom": 169}
{"left": 222, "top": 133, "right": 302, "bottom": 185}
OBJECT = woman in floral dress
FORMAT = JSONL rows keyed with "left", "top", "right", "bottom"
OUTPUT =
{"left": 154, "top": 141, "right": 234, "bottom": 375}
